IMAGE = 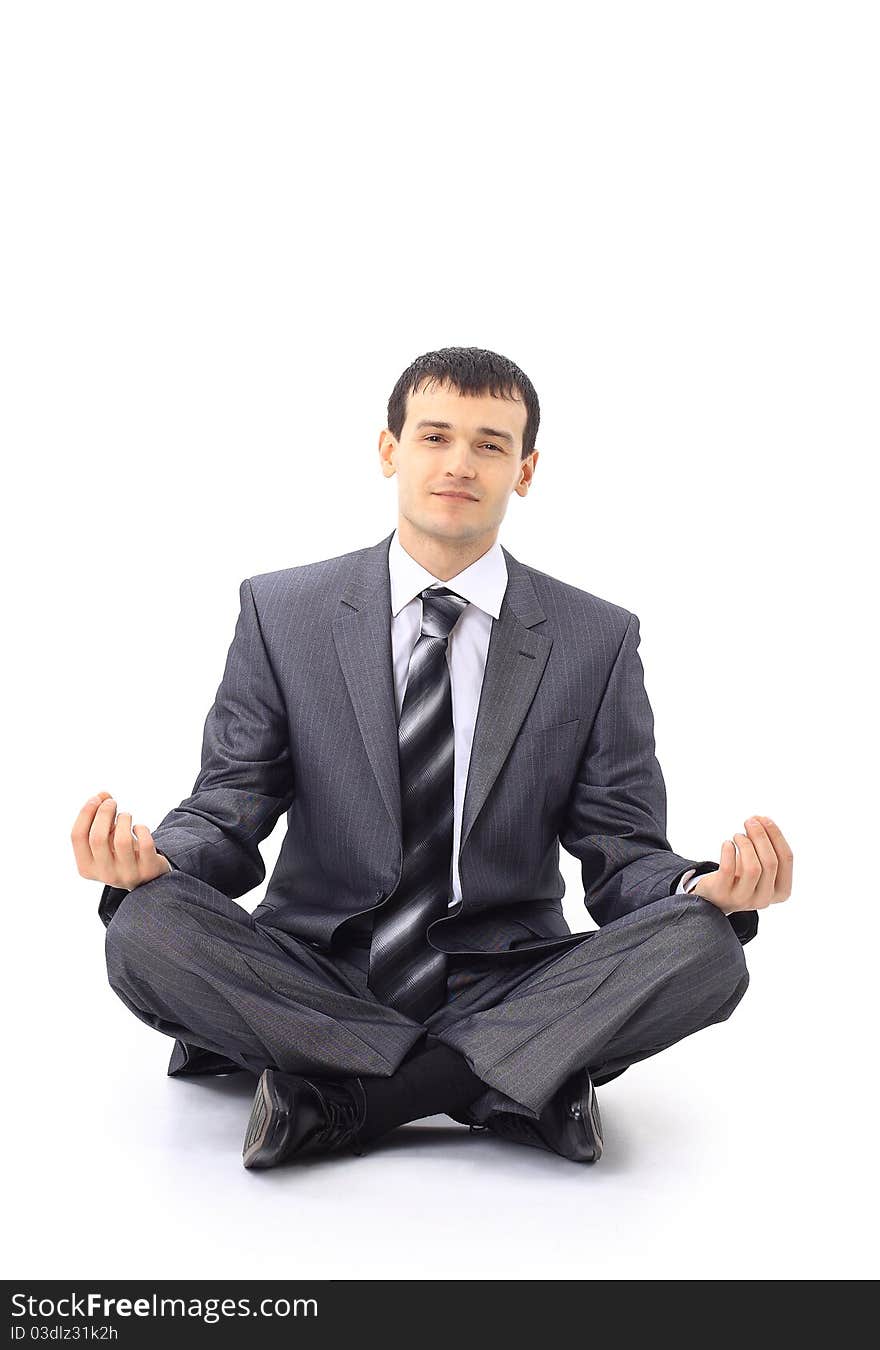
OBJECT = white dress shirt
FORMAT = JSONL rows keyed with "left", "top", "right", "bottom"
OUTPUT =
{"left": 387, "top": 527, "right": 701, "bottom": 907}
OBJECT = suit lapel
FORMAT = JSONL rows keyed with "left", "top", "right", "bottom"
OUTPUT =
{"left": 460, "top": 548, "right": 552, "bottom": 852}
{"left": 332, "top": 532, "right": 403, "bottom": 841}
{"left": 331, "top": 530, "right": 552, "bottom": 863}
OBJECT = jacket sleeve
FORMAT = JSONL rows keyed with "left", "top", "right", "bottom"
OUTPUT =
{"left": 98, "top": 577, "right": 296, "bottom": 928}
{"left": 558, "top": 613, "right": 758, "bottom": 946}
{"left": 670, "top": 860, "right": 758, "bottom": 945}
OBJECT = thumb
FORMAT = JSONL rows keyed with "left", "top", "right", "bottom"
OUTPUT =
{"left": 719, "top": 838, "right": 737, "bottom": 880}
{"left": 694, "top": 840, "right": 736, "bottom": 898}
{"left": 132, "top": 824, "right": 161, "bottom": 868}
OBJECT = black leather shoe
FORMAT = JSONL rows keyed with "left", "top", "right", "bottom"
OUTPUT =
{"left": 454, "top": 1068, "right": 603, "bottom": 1163}
{"left": 167, "top": 1039, "right": 243, "bottom": 1078}
{"left": 242, "top": 1068, "right": 368, "bottom": 1169}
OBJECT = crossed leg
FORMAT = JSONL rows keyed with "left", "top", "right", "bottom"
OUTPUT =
{"left": 430, "top": 890, "right": 752, "bottom": 1119}
{"left": 103, "top": 870, "right": 427, "bottom": 1080}
{"left": 103, "top": 872, "right": 750, "bottom": 1125}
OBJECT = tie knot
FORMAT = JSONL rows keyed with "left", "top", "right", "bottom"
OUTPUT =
{"left": 420, "top": 586, "right": 468, "bottom": 640}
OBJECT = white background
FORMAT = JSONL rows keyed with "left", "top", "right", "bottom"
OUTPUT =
{"left": 2, "top": 0, "right": 877, "bottom": 1281}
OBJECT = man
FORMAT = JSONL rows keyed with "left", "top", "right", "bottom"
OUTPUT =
{"left": 72, "top": 346, "right": 793, "bottom": 1171}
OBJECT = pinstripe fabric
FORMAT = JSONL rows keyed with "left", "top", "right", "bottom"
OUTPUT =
{"left": 103, "top": 870, "right": 750, "bottom": 1119}
{"left": 98, "top": 529, "right": 758, "bottom": 957}
{"left": 97, "top": 530, "right": 756, "bottom": 1113}
{"left": 367, "top": 586, "right": 468, "bottom": 1018}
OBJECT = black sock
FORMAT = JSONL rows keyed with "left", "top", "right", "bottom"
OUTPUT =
{"left": 355, "top": 1043, "right": 487, "bottom": 1144}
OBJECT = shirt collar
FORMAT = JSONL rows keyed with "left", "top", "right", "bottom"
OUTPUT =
{"left": 388, "top": 526, "right": 507, "bottom": 619}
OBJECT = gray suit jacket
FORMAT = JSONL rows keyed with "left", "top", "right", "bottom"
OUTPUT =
{"left": 98, "top": 530, "right": 758, "bottom": 954}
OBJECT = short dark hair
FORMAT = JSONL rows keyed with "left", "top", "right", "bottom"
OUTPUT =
{"left": 387, "top": 346, "right": 540, "bottom": 461}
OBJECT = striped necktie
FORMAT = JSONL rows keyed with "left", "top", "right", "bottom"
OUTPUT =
{"left": 367, "top": 584, "right": 469, "bottom": 1021}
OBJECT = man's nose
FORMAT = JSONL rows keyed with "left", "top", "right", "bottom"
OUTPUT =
{"left": 442, "top": 445, "right": 477, "bottom": 476}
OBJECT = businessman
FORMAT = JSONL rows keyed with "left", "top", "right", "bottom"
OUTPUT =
{"left": 72, "top": 346, "right": 793, "bottom": 1171}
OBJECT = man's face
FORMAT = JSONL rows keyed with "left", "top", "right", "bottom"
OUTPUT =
{"left": 379, "top": 380, "right": 537, "bottom": 546}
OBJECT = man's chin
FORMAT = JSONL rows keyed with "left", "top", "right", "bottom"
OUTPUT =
{"left": 400, "top": 502, "right": 493, "bottom": 545}
{"left": 420, "top": 517, "right": 479, "bottom": 543}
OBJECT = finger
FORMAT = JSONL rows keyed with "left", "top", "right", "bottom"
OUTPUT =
{"left": 70, "top": 793, "right": 112, "bottom": 876}
{"left": 758, "top": 817, "right": 793, "bottom": 900}
{"left": 744, "top": 817, "right": 778, "bottom": 900}
{"left": 732, "top": 832, "right": 762, "bottom": 902}
{"left": 88, "top": 797, "right": 118, "bottom": 874}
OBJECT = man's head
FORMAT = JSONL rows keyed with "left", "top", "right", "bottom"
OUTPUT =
{"left": 380, "top": 347, "right": 540, "bottom": 562}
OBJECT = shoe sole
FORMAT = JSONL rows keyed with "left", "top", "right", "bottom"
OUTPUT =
{"left": 579, "top": 1074, "right": 603, "bottom": 1163}
{"left": 469, "top": 1072, "right": 604, "bottom": 1163}
{"left": 243, "top": 1069, "right": 285, "bottom": 1169}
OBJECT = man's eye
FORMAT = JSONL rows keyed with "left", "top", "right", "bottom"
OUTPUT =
{"left": 424, "top": 435, "right": 502, "bottom": 452}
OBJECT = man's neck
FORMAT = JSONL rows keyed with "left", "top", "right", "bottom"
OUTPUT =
{"left": 396, "top": 520, "right": 499, "bottom": 582}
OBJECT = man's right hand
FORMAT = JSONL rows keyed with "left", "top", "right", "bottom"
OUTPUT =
{"left": 71, "top": 791, "right": 173, "bottom": 891}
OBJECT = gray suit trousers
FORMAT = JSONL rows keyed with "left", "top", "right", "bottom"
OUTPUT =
{"left": 103, "top": 870, "right": 750, "bottom": 1121}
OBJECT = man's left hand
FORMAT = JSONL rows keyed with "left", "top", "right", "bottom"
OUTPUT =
{"left": 694, "top": 816, "right": 793, "bottom": 915}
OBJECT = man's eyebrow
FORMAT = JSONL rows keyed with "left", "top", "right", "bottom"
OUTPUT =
{"left": 414, "top": 419, "right": 515, "bottom": 445}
